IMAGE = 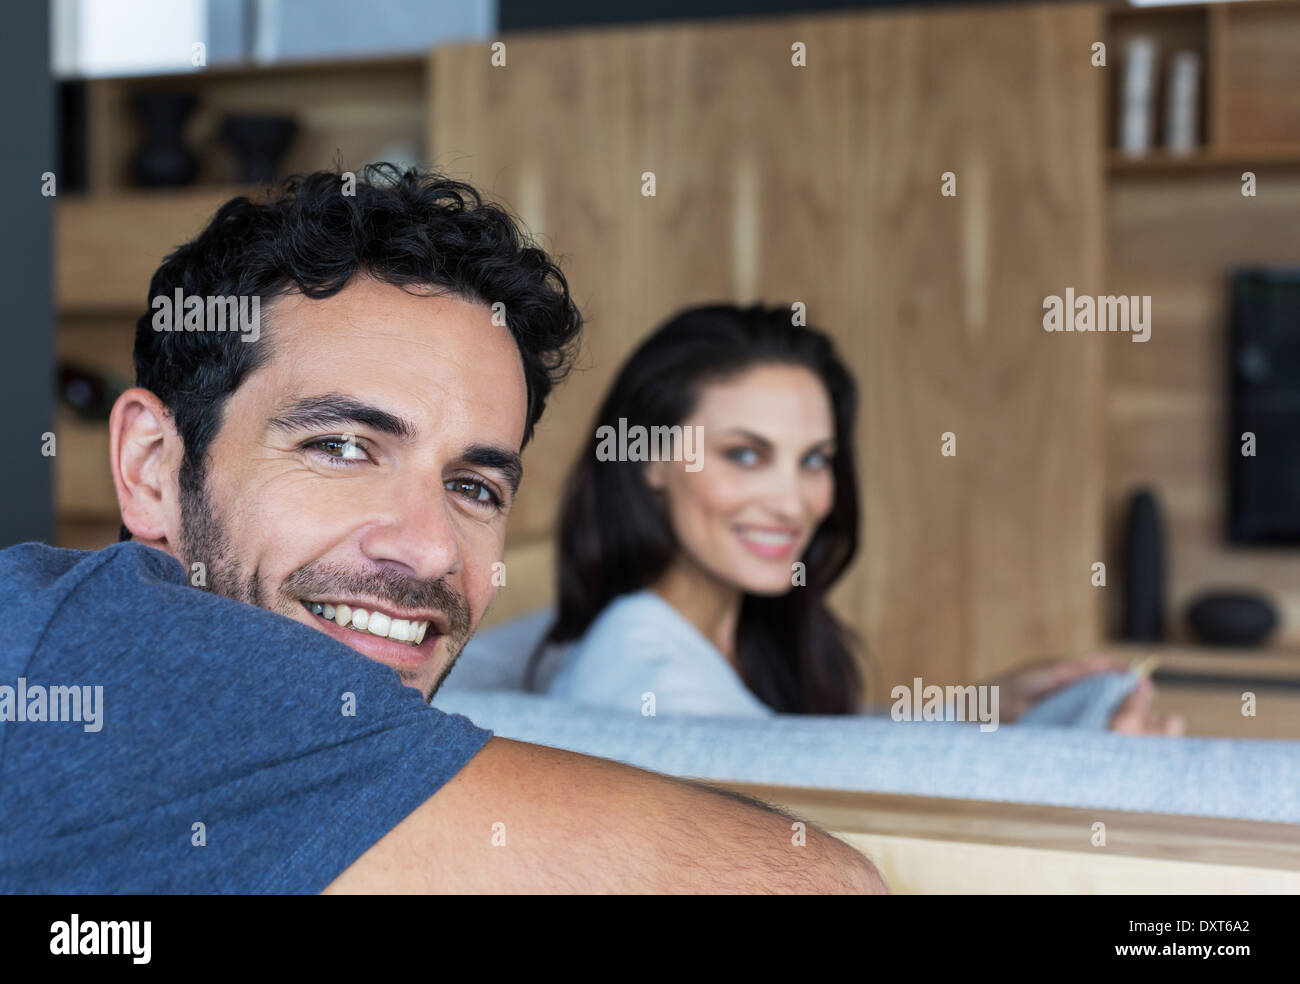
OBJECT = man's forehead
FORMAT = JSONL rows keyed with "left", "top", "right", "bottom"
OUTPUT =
{"left": 270, "top": 280, "right": 506, "bottom": 357}
{"left": 249, "top": 280, "right": 528, "bottom": 447}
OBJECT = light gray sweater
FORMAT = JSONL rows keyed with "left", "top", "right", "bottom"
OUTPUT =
{"left": 545, "top": 590, "right": 775, "bottom": 718}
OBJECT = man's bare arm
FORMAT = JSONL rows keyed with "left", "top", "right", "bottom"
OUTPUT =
{"left": 323, "top": 737, "right": 887, "bottom": 894}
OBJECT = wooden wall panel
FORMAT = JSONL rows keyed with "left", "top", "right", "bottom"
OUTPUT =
{"left": 484, "top": 538, "right": 556, "bottom": 629}
{"left": 1218, "top": 2, "right": 1300, "bottom": 148}
{"left": 430, "top": 18, "right": 861, "bottom": 547}
{"left": 856, "top": 4, "right": 1106, "bottom": 686}
{"left": 431, "top": 29, "right": 642, "bottom": 545}
{"left": 431, "top": 4, "right": 1108, "bottom": 690}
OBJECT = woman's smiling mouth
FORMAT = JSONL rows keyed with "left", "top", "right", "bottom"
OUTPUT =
{"left": 733, "top": 524, "right": 800, "bottom": 559}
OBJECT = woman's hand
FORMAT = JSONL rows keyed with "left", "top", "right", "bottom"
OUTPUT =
{"left": 985, "top": 653, "right": 1185, "bottom": 736}
{"left": 1109, "top": 675, "right": 1186, "bottom": 736}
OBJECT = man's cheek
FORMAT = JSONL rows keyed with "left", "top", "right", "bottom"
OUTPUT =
{"left": 470, "top": 567, "right": 502, "bottom": 620}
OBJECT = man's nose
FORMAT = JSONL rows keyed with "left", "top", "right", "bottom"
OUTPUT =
{"left": 358, "top": 480, "right": 462, "bottom": 582}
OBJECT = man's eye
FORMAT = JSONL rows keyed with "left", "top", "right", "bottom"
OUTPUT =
{"left": 447, "top": 478, "right": 500, "bottom": 509}
{"left": 307, "top": 436, "right": 369, "bottom": 464}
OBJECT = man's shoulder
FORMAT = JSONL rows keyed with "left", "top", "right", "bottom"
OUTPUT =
{"left": 0, "top": 539, "right": 494, "bottom": 893}
{"left": 0, "top": 538, "right": 401, "bottom": 697}
{"left": 0, "top": 540, "right": 184, "bottom": 599}
{"left": 0, "top": 542, "right": 182, "bottom": 676}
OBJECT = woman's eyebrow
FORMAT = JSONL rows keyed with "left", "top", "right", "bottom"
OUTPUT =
{"left": 719, "top": 428, "right": 773, "bottom": 449}
{"left": 804, "top": 437, "right": 837, "bottom": 453}
{"left": 266, "top": 394, "right": 417, "bottom": 441}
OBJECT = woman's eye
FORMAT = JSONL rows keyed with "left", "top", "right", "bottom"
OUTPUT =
{"left": 447, "top": 478, "right": 500, "bottom": 509}
{"left": 803, "top": 451, "right": 832, "bottom": 470}
{"left": 726, "top": 447, "right": 760, "bottom": 467}
{"left": 308, "top": 436, "right": 369, "bottom": 464}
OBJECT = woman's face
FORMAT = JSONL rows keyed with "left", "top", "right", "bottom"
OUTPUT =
{"left": 648, "top": 363, "right": 838, "bottom": 596}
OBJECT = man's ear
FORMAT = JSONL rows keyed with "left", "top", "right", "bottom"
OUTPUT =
{"left": 109, "top": 388, "right": 183, "bottom": 547}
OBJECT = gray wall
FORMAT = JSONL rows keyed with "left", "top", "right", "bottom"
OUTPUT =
{"left": 0, "top": 0, "right": 54, "bottom": 548}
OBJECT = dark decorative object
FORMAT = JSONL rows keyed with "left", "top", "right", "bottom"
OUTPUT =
{"left": 130, "top": 91, "right": 198, "bottom": 187}
{"left": 1123, "top": 488, "right": 1165, "bottom": 642}
{"left": 1186, "top": 591, "right": 1279, "bottom": 647}
{"left": 58, "top": 80, "right": 88, "bottom": 193}
{"left": 221, "top": 114, "right": 298, "bottom": 184}
{"left": 1228, "top": 267, "right": 1300, "bottom": 544}
{"left": 57, "top": 362, "right": 126, "bottom": 422}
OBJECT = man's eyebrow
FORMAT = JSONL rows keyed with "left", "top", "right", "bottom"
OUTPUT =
{"left": 461, "top": 444, "right": 524, "bottom": 496}
{"left": 266, "top": 394, "right": 417, "bottom": 441}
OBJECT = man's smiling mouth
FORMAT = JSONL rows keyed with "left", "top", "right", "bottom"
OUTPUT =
{"left": 300, "top": 600, "right": 430, "bottom": 648}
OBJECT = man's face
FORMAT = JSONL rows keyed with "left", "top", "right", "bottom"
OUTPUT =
{"left": 176, "top": 276, "right": 528, "bottom": 699}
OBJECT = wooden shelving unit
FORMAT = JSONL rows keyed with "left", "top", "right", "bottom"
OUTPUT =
{"left": 79, "top": 54, "right": 426, "bottom": 194}
{"left": 1106, "top": 0, "right": 1300, "bottom": 174}
{"left": 1100, "top": 1, "right": 1300, "bottom": 698}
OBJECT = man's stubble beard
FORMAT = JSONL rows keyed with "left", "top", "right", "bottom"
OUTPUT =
{"left": 176, "top": 457, "right": 474, "bottom": 702}
{"left": 176, "top": 456, "right": 265, "bottom": 609}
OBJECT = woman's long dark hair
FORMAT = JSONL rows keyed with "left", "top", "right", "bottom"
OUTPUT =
{"left": 527, "top": 303, "right": 863, "bottom": 714}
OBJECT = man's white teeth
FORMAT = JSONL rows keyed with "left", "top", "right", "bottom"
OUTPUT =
{"left": 305, "top": 601, "right": 430, "bottom": 646}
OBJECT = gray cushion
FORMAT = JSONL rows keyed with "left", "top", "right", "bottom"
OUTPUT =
{"left": 434, "top": 689, "right": 1300, "bottom": 823}
{"left": 438, "top": 610, "right": 1300, "bottom": 822}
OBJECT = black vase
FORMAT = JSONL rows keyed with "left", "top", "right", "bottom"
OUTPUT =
{"left": 1123, "top": 488, "right": 1166, "bottom": 641}
{"left": 130, "top": 91, "right": 198, "bottom": 187}
{"left": 221, "top": 114, "right": 298, "bottom": 184}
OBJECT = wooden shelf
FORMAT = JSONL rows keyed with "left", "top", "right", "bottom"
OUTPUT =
{"left": 1108, "top": 145, "right": 1300, "bottom": 172}
{"left": 56, "top": 186, "right": 254, "bottom": 314}
{"left": 80, "top": 55, "right": 426, "bottom": 194}
{"left": 63, "top": 52, "right": 424, "bottom": 85}
{"left": 1105, "top": 1, "right": 1300, "bottom": 173}
{"left": 1107, "top": 643, "right": 1300, "bottom": 685}
{"left": 1100, "top": 646, "right": 1300, "bottom": 739}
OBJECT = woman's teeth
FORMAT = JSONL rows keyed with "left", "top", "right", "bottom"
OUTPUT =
{"left": 304, "top": 601, "right": 429, "bottom": 646}
{"left": 738, "top": 527, "right": 796, "bottom": 546}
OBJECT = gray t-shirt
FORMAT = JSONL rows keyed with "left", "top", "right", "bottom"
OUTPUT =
{"left": 0, "top": 541, "right": 491, "bottom": 893}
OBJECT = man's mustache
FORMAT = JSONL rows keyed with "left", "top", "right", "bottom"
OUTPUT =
{"left": 281, "top": 562, "right": 471, "bottom": 638}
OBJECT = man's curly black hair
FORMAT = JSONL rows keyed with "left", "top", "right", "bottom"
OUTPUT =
{"left": 122, "top": 163, "right": 582, "bottom": 541}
